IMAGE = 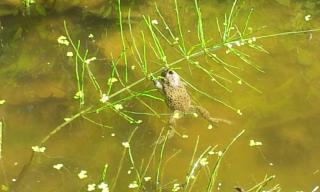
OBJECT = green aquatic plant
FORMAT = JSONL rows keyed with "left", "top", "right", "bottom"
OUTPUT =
{"left": 22, "top": 0, "right": 35, "bottom": 15}
{"left": 21, "top": 0, "right": 46, "bottom": 16}
{"left": 8, "top": 0, "right": 320, "bottom": 191}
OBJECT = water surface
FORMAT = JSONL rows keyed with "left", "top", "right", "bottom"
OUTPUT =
{"left": 0, "top": 0, "right": 320, "bottom": 191}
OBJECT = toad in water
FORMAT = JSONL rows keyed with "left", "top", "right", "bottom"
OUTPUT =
{"left": 153, "top": 68, "right": 230, "bottom": 128}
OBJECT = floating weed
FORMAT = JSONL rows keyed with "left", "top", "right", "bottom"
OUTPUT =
{"left": 117, "top": 0, "right": 128, "bottom": 83}
{"left": 128, "top": 9, "right": 148, "bottom": 76}
{"left": 174, "top": 0, "right": 187, "bottom": 55}
{"left": 246, "top": 175, "right": 280, "bottom": 192}
{"left": 206, "top": 130, "right": 245, "bottom": 191}
{"left": 111, "top": 127, "right": 138, "bottom": 191}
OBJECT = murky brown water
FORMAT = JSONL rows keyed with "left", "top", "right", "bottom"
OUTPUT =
{"left": 1, "top": 0, "right": 320, "bottom": 191}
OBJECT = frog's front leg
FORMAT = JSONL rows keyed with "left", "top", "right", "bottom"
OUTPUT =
{"left": 151, "top": 74, "right": 163, "bottom": 90}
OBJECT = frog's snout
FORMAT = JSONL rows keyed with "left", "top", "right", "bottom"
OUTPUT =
{"left": 160, "top": 68, "right": 169, "bottom": 77}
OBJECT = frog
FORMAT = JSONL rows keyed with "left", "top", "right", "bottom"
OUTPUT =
{"left": 153, "top": 68, "right": 231, "bottom": 131}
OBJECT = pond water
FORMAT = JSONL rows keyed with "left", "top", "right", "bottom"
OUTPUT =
{"left": 0, "top": 0, "right": 320, "bottom": 191}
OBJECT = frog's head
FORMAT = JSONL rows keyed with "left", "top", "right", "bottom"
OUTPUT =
{"left": 161, "top": 69, "right": 181, "bottom": 87}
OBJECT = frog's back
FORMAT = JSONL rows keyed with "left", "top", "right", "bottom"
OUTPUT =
{"left": 163, "top": 84, "right": 191, "bottom": 112}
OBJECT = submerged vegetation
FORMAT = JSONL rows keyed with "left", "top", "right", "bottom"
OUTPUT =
{"left": 1, "top": 0, "right": 320, "bottom": 191}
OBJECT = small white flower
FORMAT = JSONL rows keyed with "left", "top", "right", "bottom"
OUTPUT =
{"left": 249, "top": 139, "right": 263, "bottom": 147}
{"left": 237, "top": 80, "right": 242, "bottom": 85}
{"left": 57, "top": 36, "right": 69, "bottom": 46}
{"left": 98, "top": 182, "right": 109, "bottom": 192}
{"left": 111, "top": 133, "right": 116, "bottom": 137}
{"left": 127, "top": 170, "right": 132, "bottom": 174}
{"left": 172, "top": 183, "right": 181, "bottom": 191}
{"left": 66, "top": 52, "right": 73, "bottom": 57}
{"left": 87, "top": 183, "right": 96, "bottom": 191}
{"left": 122, "top": 141, "right": 130, "bottom": 148}
{"left": 305, "top": 14, "right": 312, "bottom": 21}
{"left": 235, "top": 41, "right": 241, "bottom": 46}
{"left": 32, "top": 146, "right": 46, "bottom": 153}
{"left": 217, "top": 151, "right": 223, "bottom": 157}
{"left": 85, "top": 57, "right": 97, "bottom": 64}
{"left": 88, "top": 33, "right": 94, "bottom": 39}
{"left": 208, "top": 124, "right": 213, "bottom": 130}
{"left": 199, "top": 158, "right": 208, "bottom": 166}
{"left": 144, "top": 177, "right": 151, "bottom": 182}
{"left": 136, "top": 120, "right": 143, "bottom": 124}
{"left": 12, "top": 178, "right": 16, "bottom": 182}
{"left": 107, "top": 77, "right": 118, "bottom": 85}
{"left": 193, "top": 113, "right": 198, "bottom": 117}
{"left": 252, "top": 37, "right": 257, "bottom": 42}
{"left": 237, "top": 109, "right": 242, "bottom": 116}
{"left": 78, "top": 170, "right": 88, "bottom": 179}
{"left": 151, "top": 19, "right": 159, "bottom": 25}
{"left": 100, "top": 94, "right": 109, "bottom": 103}
{"left": 182, "top": 134, "right": 189, "bottom": 139}
{"left": 53, "top": 163, "right": 64, "bottom": 170}
{"left": 114, "top": 104, "right": 123, "bottom": 110}
{"left": 74, "top": 90, "right": 84, "bottom": 100}
{"left": 131, "top": 65, "right": 136, "bottom": 70}
{"left": 0, "top": 100, "right": 5, "bottom": 104}
{"left": 128, "top": 181, "right": 139, "bottom": 189}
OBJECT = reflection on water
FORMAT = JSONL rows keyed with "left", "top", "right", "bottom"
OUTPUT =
{"left": 1, "top": 0, "right": 320, "bottom": 191}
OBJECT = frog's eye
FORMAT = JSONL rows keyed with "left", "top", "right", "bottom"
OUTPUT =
{"left": 168, "top": 70, "right": 174, "bottom": 75}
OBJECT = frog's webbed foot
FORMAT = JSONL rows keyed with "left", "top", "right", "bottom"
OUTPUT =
{"left": 152, "top": 111, "right": 183, "bottom": 145}
{"left": 169, "top": 110, "right": 184, "bottom": 127}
